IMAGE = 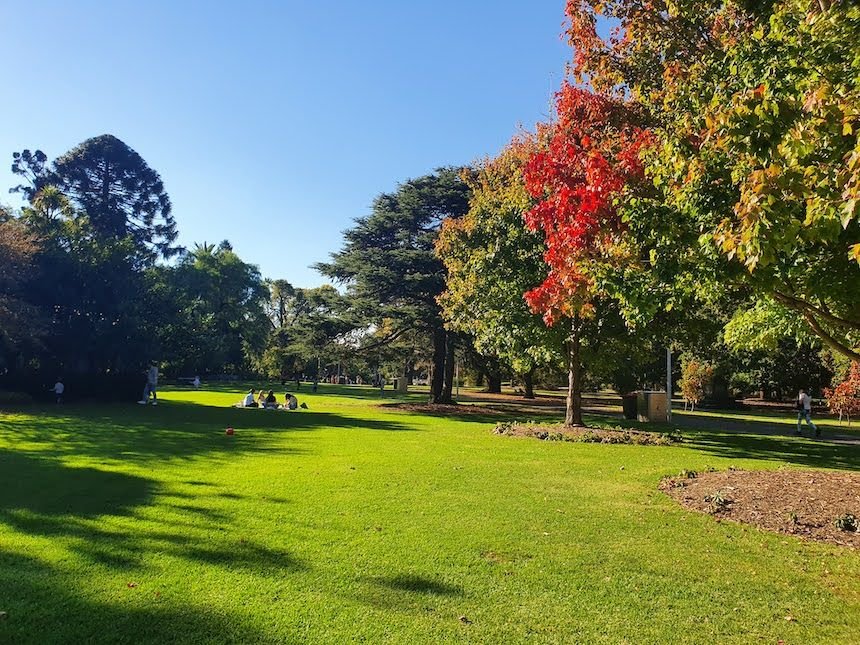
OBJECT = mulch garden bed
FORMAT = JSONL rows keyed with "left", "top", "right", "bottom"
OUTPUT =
{"left": 382, "top": 402, "right": 504, "bottom": 416}
{"left": 660, "top": 469, "right": 860, "bottom": 547}
{"left": 493, "top": 422, "right": 677, "bottom": 445}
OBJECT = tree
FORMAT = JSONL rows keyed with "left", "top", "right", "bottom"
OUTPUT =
{"left": 0, "top": 217, "right": 42, "bottom": 358}
{"left": 565, "top": 0, "right": 860, "bottom": 361}
{"left": 522, "top": 85, "right": 650, "bottom": 425}
{"left": 255, "top": 281, "right": 355, "bottom": 380}
{"left": 12, "top": 135, "right": 178, "bottom": 262}
{"left": 679, "top": 359, "right": 715, "bottom": 411}
{"left": 824, "top": 362, "right": 860, "bottom": 424}
{"left": 317, "top": 168, "right": 470, "bottom": 403}
{"left": 437, "top": 136, "right": 565, "bottom": 398}
{"left": 151, "top": 241, "right": 269, "bottom": 374}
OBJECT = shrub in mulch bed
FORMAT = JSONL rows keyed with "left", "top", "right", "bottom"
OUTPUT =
{"left": 492, "top": 422, "right": 678, "bottom": 446}
{"left": 660, "top": 469, "right": 860, "bottom": 547}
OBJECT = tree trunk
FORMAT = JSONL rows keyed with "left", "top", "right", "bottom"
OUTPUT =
{"left": 565, "top": 318, "right": 584, "bottom": 427}
{"left": 403, "top": 358, "right": 413, "bottom": 385}
{"left": 486, "top": 372, "right": 502, "bottom": 393}
{"left": 430, "top": 326, "right": 446, "bottom": 403}
{"left": 441, "top": 334, "right": 455, "bottom": 403}
{"left": 523, "top": 369, "right": 535, "bottom": 399}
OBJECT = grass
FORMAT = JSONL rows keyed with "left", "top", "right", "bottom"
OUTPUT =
{"left": 1, "top": 384, "right": 858, "bottom": 643}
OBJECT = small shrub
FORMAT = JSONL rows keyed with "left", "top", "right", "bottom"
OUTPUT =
{"left": 835, "top": 514, "right": 858, "bottom": 532}
{"left": 679, "top": 469, "right": 698, "bottom": 479}
{"left": 788, "top": 512, "right": 799, "bottom": 526}
{"left": 492, "top": 422, "right": 515, "bottom": 435}
{"left": 704, "top": 491, "right": 730, "bottom": 514}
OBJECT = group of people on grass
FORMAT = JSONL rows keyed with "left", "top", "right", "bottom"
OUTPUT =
{"left": 237, "top": 388, "right": 302, "bottom": 411}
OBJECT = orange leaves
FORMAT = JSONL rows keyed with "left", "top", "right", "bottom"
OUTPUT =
{"left": 521, "top": 85, "right": 650, "bottom": 325}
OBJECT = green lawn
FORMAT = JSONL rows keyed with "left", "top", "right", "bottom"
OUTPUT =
{"left": 1, "top": 385, "right": 858, "bottom": 643}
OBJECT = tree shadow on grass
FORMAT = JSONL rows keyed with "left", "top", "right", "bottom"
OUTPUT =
{"left": 0, "top": 450, "right": 154, "bottom": 517}
{"left": 681, "top": 430, "right": 860, "bottom": 471}
{"left": 350, "top": 574, "right": 464, "bottom": 613}
{"left": 0, "top": 449, "right": 308, "bottom": 578}
{"left": 0, "top": 400, "right": 414, "bottom": 465}
{"left": 374, "top": 574, "right": 463, "bottom": 596}
{"left": 0, "top": 552, "right": 273, "bottom": 644}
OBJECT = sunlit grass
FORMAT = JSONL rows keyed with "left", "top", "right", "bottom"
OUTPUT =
{"left": 1, "top": 384, "right": 858, "bottom": 643}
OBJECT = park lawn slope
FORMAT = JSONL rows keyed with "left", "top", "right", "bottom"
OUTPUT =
{"left": 0, "top": 385, "right": 858, "bottom": 643}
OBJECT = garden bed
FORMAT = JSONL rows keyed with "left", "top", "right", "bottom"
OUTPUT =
{"left": 661, "top": 469, "right": 860, "bottom": 547}
{"left": 382, "top": 402, "right": 504, "bottom": 416}
{"left": 493, "top": 422, "right": 677, "bottom": 445}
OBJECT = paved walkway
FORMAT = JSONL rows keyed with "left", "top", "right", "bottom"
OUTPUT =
{"left": 670, "top": 410, "right": 860, "bottom": 447}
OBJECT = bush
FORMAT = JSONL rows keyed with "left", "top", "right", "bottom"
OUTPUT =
{"left": 0, "top": 390, "right": 35, "bottom": 406}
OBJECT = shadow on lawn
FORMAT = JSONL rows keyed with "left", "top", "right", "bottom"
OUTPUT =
{"left": 0, "top": 551, "right": 271, "bottom": 643}
{"left": 0, "top": 450, "right": 153, "bottom": 517}
{"left": 374, "top": 574, "right": 463, "bottom": 597}
{"left": 1, "top": 399, "right": 414, "bottom": 464}
{"left": 351, "top": 573, "right": 464, "bottom": 612}
{"left": 0, "top": 448, "right": 308, "bottom": 576}
{"left": 682, "top": 430, "right": 860, "bottom": 471}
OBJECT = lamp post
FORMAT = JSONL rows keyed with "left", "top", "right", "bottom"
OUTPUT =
{"left": 666, "top": 347, "right": 673, "bottom": 422}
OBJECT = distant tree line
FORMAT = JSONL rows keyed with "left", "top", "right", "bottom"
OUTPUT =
{"left": 0, "top": 136, "right": 359, "bottom": 398}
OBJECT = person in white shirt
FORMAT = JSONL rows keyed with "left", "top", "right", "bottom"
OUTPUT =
{"left": 239, "top": 389, "right": 258, "bottom": 408}
{"left": 192, "top": 375, "right": 201, "bottom": 389}
{"left": 796, "top": 388, "right": 819, "bottom": 437}
{"left": 51, "top": 378, "right": 64, "bottom": 404}
{"left": 138, "top": 362, "right": 159, "bottom": 406}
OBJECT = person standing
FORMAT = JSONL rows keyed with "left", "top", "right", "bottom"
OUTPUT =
{"left": 51, "top": 378, "right": 64, "bottom": 404}
{"left": 138, "top": 361, "right": 159, "bottom": 406}
{"left": 796, "top": 388, "right": 819, "bottom": 437}
{"left": 192, "top": 375, "right": 201, "bottom": 389}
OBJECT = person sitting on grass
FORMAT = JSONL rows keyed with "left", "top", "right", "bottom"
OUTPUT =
{"left": 284, "top": 392, "right": 298, "bottom": 410}
{"left": 264, "top": 390, "right": 278, "bottom": 409}
{"left": 237, "top": 389, "right": 258, "bottom": 408}
{"left": 257, "top": 390, "right": 267, "bottom": 407}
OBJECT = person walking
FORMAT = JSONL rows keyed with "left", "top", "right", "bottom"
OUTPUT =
{"left": 138, "top": 361, "right": 159, "bottom": 406}
{"left": 796, "top": 388, "right": 819, "bottom": 437}
{"left": 51, "top": 378, "right": 64, "bottom": 404}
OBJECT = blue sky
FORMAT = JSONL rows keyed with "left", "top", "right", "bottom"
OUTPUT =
{"left": 0, "top": 1, "right": 571, "bottom": 286}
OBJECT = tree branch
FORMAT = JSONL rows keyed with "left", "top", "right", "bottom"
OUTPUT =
{"left": 802, "top": 311, "right": 860, "bottom": 362}
{"left": 354, "top": 327, "right": 411, "bottom": 355}
{"left": 772, "top": 290, "right": 860, "bottom": 331}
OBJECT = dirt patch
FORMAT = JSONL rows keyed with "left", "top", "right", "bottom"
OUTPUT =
{"left": 382, "top": 402, "right": 504, "bottom": 416}
{"left": 661, "top": 469, "right": 860, "bottom": 547}
{"left": 493, "top": 422, "right": 677, "bottom": 446}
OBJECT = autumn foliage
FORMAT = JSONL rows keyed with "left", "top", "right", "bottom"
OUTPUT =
{"left": 521, "top": 85, "right": 650, "bottom": 326}
{"left": 679, "top": 359, "right": 715, "bottom": 411}
{"left": 825, "top": 363, "right": 860, "bottom": 425}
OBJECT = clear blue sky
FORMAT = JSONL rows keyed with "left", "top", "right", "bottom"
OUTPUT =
{"left": 0, "top": 1, "right": 571, "bottom": 286}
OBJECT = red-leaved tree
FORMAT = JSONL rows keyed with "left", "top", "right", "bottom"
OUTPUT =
{"left": 522, "top": 84, "right": 649, "bottom": 426}
{"left": 825, "top": 363, "right": 860, "bottom": 425}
